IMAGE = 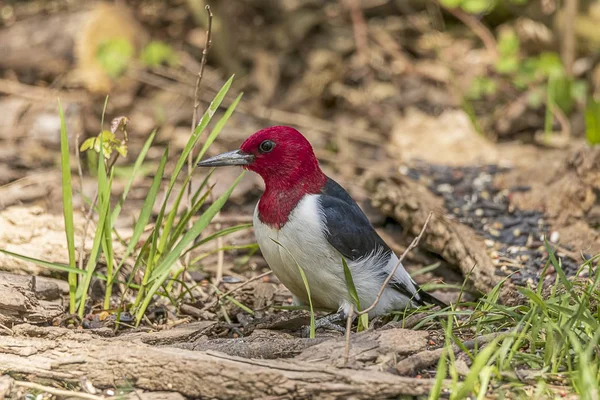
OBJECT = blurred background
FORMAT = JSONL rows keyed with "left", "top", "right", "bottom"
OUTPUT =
{"left": 0, "top": 0, "right": 599, "bottom": 291}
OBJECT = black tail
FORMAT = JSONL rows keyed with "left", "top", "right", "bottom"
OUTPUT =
{"left": 415, "top": 284, "right": 448, "bottom": 309}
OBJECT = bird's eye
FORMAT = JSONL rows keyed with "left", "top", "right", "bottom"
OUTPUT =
{"left": 259, "top": 140, "right": 276, "bottom": 153}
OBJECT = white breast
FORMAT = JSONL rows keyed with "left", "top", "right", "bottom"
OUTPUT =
{"left": 253, "top": 195, "right": 417, "bottom": 317}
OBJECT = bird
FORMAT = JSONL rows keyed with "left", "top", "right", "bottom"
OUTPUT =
{"left": 197, "top": 126, "right": 446, "bottom": 332}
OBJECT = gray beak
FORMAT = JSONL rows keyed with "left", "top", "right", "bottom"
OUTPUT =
{"left": 197, "top": 150, "right": 254, "bottom": 167}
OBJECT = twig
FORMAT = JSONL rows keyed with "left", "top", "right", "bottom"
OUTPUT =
{"left": 561, "top": 0, "right": 578, "bottom": 78}
{"left": 438, "top": 2, "right": 499, "bottom": 61}
{"left": 207, "top": 270, "right": 273, "bottom": 310}
{"left": 181, "top": 5, "right": 213, "bottom": 297}
{"left": 190, "top": 5, "right": 214, "bottom": 131}
{"left": 0, "top": 322, "right": 14, "bottom": 335}
{"left": 358, "top": 212, "right": 433, "bottom": 316}
{"left": 343, "top": 306, "right": 354, "bottom": 366}
{"left": 13, "top": 381, "right": 105, "bottom": 400}
{"left": 344, "top": 0, "right": 370, "bottom": 66}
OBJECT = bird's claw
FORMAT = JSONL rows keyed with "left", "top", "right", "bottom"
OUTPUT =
{"left": 301, "top": 312, "right": 346, "bottom": 338}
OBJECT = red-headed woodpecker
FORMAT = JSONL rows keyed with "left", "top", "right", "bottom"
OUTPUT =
{"left": 198, "top": 126, "right": 445, "bottom": 329}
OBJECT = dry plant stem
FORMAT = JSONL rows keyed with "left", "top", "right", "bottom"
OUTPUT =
{"left": 358, "top": 212, "right": 433, "bottom": 316}
{"left": 438, "top": 2, "right": 499, "bottom": 61}
{"left": 207, "top": 270, "right": 273, "bottom": 310}
{"left": 13, "top": 381, "right": 105, "bottom": 400}
{"left": 561, "top": 0, "right": 578, "bottom": 78}
{"left": 182, "top": 5, "right": 213, "bottom": 297}
{"left": 344, "top": 0, "right": 369, "bottom": 66}
{"left": 343, "top": 306, "right": 354, "bottom": 366}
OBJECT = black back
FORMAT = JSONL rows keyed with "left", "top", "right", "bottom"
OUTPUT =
{"left": 319, "top": 178, "right": 392, "bottom": 261}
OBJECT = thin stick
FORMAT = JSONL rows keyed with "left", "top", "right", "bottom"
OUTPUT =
{"left": 345, "top": 0, "right": 369, "bottom": 66}
{"left": 343, "top": 306, "right": 354, "bottom": 366}
{"left": 13, "top": 381, "right": 105, "bottom": 400}
{"left": 438, "top": 2, "right": 498, "bottom": 61}
{"left": 182, "top": 5, "right": 213, "bottom": 296}
{"left": 358, "top": 212, "right": 433, "bottom": 316}
{"left": 207, "top": 270, "right": 273, "bottom": 309}
{"left": 561, "top": 0, "right": 578, "bottom": 78}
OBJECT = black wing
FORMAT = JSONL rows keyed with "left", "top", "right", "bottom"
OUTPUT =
{"left": 319, "top": 178, "right": 392, "bottom": 261}
{"left": 320, "top": 178, "right": 447, "bottom": 308}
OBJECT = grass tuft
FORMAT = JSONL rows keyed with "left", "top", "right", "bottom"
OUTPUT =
{"left": 1, "top": 77, "right": 248, "bottom": 327}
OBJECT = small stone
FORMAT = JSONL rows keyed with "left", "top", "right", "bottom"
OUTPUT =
{"left": 513, "top": 228, "right": 521, "bottom": 237}
{"left": 489, "top": 228, "right": 500, "bottom": 237}
{"left": 550, "top": 231, "right": 560, "bottom": 243}
{"left": 437, "top": 183, "right": 453, "bottom": 193}
{"left": 475, "top": 208, "right": 484, "bottom": 217}
{"left": 484, "top": 239, "right": 495, "bottom": 248}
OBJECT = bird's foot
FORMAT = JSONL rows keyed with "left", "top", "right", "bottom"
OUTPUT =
{"left": 301, "top": 312, "right": 346, "bottom": 338}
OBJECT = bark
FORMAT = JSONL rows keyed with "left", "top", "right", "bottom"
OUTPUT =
{"left": 0, "top": 272, "right": 63, "bottom": 326}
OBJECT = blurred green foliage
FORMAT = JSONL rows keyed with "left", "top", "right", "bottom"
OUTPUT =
{"left": 440, "top": 0, "right": 528, "bottom": 14}
{"left": 96, "top": 38, "right": 179, "bottom": 79}
{"left": 140, "top": 41, "right": 179, "bottom": 67}
{"left": 96, "top": 38, "right": 134, "bottom": 78}
{"left": 585, "top": 99, "right": 600, "bottom": 145}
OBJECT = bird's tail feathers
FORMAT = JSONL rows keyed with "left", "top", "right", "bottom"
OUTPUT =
{"left": 414, "top": 284, "right": 448, "bottom": 308}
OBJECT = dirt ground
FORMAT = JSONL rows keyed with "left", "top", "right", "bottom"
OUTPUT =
{"left": 0, "top": 1, "right": 599, "bottom": 399}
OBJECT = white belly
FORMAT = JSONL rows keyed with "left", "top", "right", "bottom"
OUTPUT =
{"left": 253, "top": 195, "right": 415, "bottom": 316}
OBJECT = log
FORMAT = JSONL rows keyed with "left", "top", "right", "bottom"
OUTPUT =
{"left": 0, "top": 324, "right": 439, "bottom": 399}
{"left": 0, "top": 272, "right": 63, "bottom": 326}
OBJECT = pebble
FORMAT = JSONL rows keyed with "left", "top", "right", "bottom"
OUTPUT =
{"left": 550, "top": 231, "right": 560, "bottom": 243}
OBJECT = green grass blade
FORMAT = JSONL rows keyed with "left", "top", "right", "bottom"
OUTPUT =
{"left": 455, "top": 337, "right": 502, "bottom": 399}
{"left": 429, "top": 346, "right": 448, "bottom": 400}
{"left": 0, "top": 249, "right": 83, "bottom": 275}
{"left": 135, "top": 171, "right": 245, "bottom": 325}
{"left": 341, "top": 256, "right": 368, "bottom": 331}
{"left": 116, "top": 147, "right": 168, "bottom": 275}
{"left": 102, "top": 199, "right": 115, "bottom": 310}
{"left": 76, "top": 140, "right": 112, "bottom": 317}
{"left": 184, "top": 223, "right": 253, "bottom": 256}
{"left": 585, "top": 98, "right": 600, "bottom": 145}
{"left": 111, "top": 129, "right": 157, "bottom": 221}
{"left": 168, "top": 75, "right": 233, "bottom": 190}
{"left": 212, "top": 285, "right": 254, "bottom": 315}
{"left": 194, "top": 92, "right": 243, "bottom": 165}
{"left": 272, "top": 238, "right": 315, "bottom": 338}
{"left": 58, "top": 100, "right": 78, "bottom": 314}
{"left": 168, "top": 185, "right": 215, "bottom": 250}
